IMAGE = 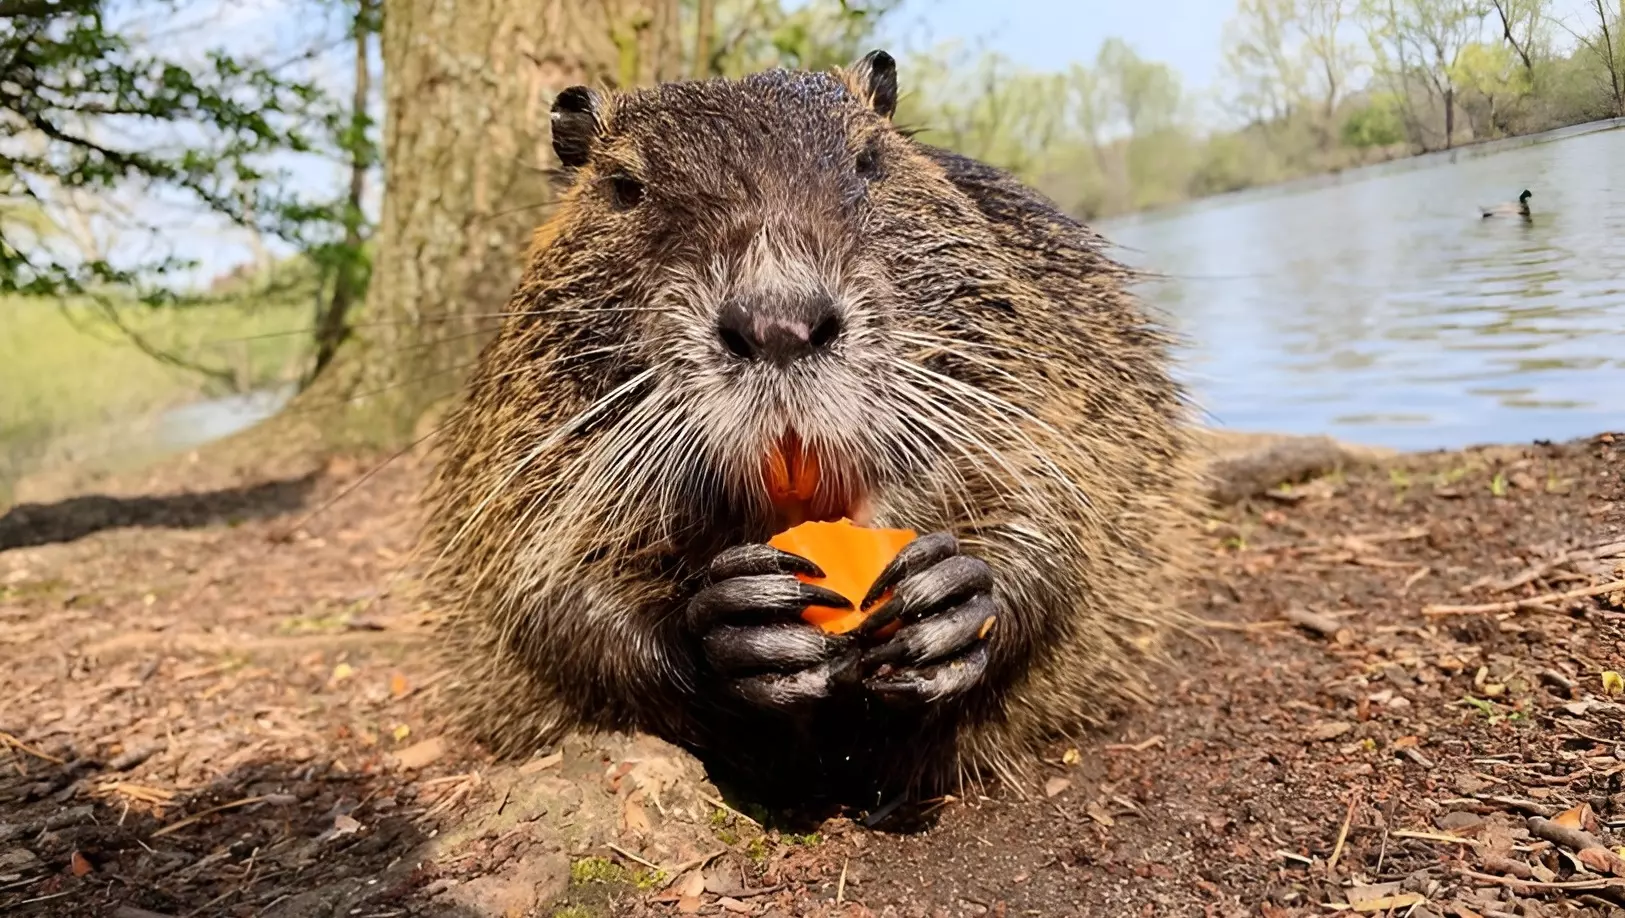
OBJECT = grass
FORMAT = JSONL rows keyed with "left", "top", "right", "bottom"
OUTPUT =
{"left": 0, "top": 294, "right": 311, "bottom": 502}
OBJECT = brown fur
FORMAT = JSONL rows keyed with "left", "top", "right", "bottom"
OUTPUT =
{"left": 419, "top": 57, "right": 1204, "bottom": 801}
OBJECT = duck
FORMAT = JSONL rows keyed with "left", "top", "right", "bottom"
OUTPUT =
{"left": 1481, "top": 189, "right": 1531, "bottom": 218}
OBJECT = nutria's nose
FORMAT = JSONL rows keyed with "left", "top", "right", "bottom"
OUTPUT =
{"left": 716, "top": 295, "right": 843, "bottom": 365}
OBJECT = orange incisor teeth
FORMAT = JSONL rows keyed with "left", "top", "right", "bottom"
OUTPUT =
{"left": 978, "top": 615, "right": 997, "bottom": 640}
{"left": 765, "top": 436, "right": 821, "bottom": 504}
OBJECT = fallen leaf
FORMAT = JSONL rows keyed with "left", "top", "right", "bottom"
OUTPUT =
{"left": 623, "top": 796, "right": 652, "bottom": 835}
{"left": 393, "top": 737, "right": 445, "bottom": 770}
{"left": 1345, "top": 883, "right": 1402, "bottom": 907}
{"left": 1043, "top": 777, "right": 1070, "bottom": 798}
{"left": 1553, "top": 803, "right": 1590, "bottom": 831}
{"left": 330, "top": 662, "right": 355, "bottom": 684}
{"left": 1602, "top": 671, "right": 1624, "bottom": 696}
{"left": 718, "top": 897, "right": 753, "bottom": 915}
{"left": 1085, "top": 804, "right": 1116, "bottom": 827}
{"left": 1576, "top": 847, "right": 1625, "bottom": 876}
{"left": 70, "top": 851, "right": 92, "bottom": 877}
{"left": 678, "top": 870, "right": 706, "bottom": 899}
{"left": 677, "top": 895, "right": 702, "bottom": 914}
{"left": 391, "top": 724, "right": 411, "bottom": 742}
{"left": 389, "top": 672, "right": 410, "bottom": 698}
{"left": 1391, "top": 735, "right": 1419, "bottom": 749}
{"left": 1062, "top": 748, "right": 1080, "bottom": 766}
{"left": 332, "top": 814, "right": 362, "bottom": 836}
{"left": 1307, "top": 721, "right": 1353, "bottom": 741}
{"left": 1352, "top": 892, "right": 1424, "bottom": 912}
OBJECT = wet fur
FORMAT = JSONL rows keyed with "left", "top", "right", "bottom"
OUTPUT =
{"left": 420, "top": 60, "right": 1204, "bottom": 802}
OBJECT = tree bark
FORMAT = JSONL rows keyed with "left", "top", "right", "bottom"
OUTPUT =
{"left": 693, "top": 0, "right": 714, "bottom": 78}
{"left": 310, "top": 0, "right": 374, "bottom": 383}
{"left": 1444, "top": 84, "right": 1455, "bottom": 148}
{"left": 277, "top": 0, "right": 677, "bottom": 450}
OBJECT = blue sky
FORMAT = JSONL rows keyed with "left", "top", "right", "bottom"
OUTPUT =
{"left": 78, "top": 0, "right": 1610, "bottom": 287}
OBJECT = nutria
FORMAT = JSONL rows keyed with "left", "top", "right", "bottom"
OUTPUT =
{"left": 420, "top": 50, "right": 1201, "bottom": 804}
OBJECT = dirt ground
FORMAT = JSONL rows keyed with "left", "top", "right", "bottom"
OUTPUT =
{"left": 2, "top": 431, "right": 1622, "bottom": 918}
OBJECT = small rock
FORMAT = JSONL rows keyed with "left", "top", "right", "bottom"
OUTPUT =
{"left": 1435, "top": 812, "right": 1482, "bottom": 832}
{"left": 1044, "top": 777, "right": 1070, "bottom": 798}
{"left": 1307, "top": 722, "right": 1353, "bottom": 742}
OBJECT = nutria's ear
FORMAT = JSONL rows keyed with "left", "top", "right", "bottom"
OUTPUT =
{"left": 843, "top": 49, "right": 897, "bottom": 120}
{"left": 551, "top": 86, "right": 604, "bottom": 169}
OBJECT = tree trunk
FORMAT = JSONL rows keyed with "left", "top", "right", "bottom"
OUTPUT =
{"left": 277, "top": 0, "right": 677, "bottom": 451}
{"left": 1444, "top": 85, "right": 1455, "bottom": 149}
{"left": 693, "top": 0, "right": 714, "bottom": 78}
{"left": 310, "top": 0, "right": 375, "bottom": 383}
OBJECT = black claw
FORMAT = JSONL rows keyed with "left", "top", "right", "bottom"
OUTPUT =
{"left": 687, "top": 575, "right": 852, "bottom": 632}
{"left": 865, "top": 642, "right": 990, "bottom": 706}
{"left": 853, "top": 553, "right": 991, "bottom": 640}
{"left": 860, "top": 531, "right": 958, "bottom": 610}
{"left": 707, "top": 543, "right": 824, "bottom": 581}
{"left": 861, "top": 593, "right": 996, "bottom": 670}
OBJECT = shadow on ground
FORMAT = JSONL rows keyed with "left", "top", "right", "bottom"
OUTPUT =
{"left": 0, "top": 474, "right": 317, "bottom": 551}
{"left": 0, "top": 751, "right": 482, "bottom": 918}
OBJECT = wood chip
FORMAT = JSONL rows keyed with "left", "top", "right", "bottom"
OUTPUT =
{"left": 1284, "top": 605, "right": 1342, "bottom": 638}
{"left": 518, "top": 751, "right": 564, "bottom": 773}
{"left": 392, "top": 736, "right": 445, "bottom": 770}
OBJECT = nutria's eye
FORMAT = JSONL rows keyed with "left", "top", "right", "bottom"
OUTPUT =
{"left": 608, "top": 174, "right": 644, "bottom": 210}
{"left": 855, "top": 145, "right": 881, "bottom": 180}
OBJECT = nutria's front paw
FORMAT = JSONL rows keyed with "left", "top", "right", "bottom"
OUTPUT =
{"left": 847, "top": 531, "right": 995, "bottom": 706}
{"left": 687, "top": 543, "right": 854, "bottom": 711}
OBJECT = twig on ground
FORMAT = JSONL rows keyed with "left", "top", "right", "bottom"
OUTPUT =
{"left": 605, "top": 842, "right": 662, "bottom": 871}
{"left": 837, "top": 857, "right": 848, "bottom": 904}
{"left": 1327, "top": 794, "right": 1357, "bottom": 873}
{"left": 0, "top": 730, "right": 65, "bottom": 764}
{"left": 1480, "top": 854, "right": 1534, "bottom": 880}
{"left": 1286, "top": 606, "right": 1343, "bottom": 639}
{"left": 657, "top": 849, "right": 726, "bottom": 889}
{"left": 699, "top": 792, "right": 761, "bottom": 828}
{"left": 1105, "top": 735, "right": 1165, "bottom": 753}
{"left": 1461, "top": 869, "right": 1624, "bottom": 892}
{"left": 1423, "top": 580, "right": 1625, "bottom": 616}
{"left": 150, "top": 795, "right": 275, "bottom": 839}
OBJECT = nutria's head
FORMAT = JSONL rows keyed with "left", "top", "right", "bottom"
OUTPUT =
{"left": 486, "top": 51, "right": 1056, "bottom": 561}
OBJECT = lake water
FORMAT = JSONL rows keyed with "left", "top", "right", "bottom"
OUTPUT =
{"left": 1102, "top": 122, "right": 1625, "bottom": 452}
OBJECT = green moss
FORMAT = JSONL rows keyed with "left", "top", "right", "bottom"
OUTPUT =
{"left": 744, "top": 837, "right": 769, "bottom": 862}
{"left": 569, "top": 857, "right": 628, "bottom": 886}
{"left": 709, "top": 807, "right": 731, "bottom": 828}
{"left": 786, "top": 832, "right": 821, "bottom": 847}
{"left": 568, "top": 856, "right": 660, "bottom": 891}
{"left": 714, "top": 828, "right": 739, "bottom": 846}
{"left": 551, "top": 907, "right": 597, "bottom": 918}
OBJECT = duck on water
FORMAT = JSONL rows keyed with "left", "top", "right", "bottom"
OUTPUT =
{"left": 1482, "top": 189, "right": 1532, "bottom": 218}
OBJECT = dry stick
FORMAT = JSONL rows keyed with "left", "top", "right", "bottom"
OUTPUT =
{"left": 657, "top": 849, "right": 726, "bottom": 890}
{"left": 1327, "top": 795, "right": 1358, "bottom": 873}
{"left": 150, "top": 795, "right": 275, "bottom": 839}
{"left": 605, "top": 842, "right": 662, "bottom": 872}
{"left": 1423, "top": 579, "right": 1625, "bottom": 616}
{"left": 699, "top": 792, "right": 761, "bottom": 828}
{"left": 0, "top": 730, "right": 65, "bottom": 764}
{"left": 1461, "top": 868, "right": 1624, "bottom": 892}
{"left": 1286, "top": 605, "right": 1343, "bottom": 639}
{"left": 1527, "top": 817, "right": 1625, "bottom": 876}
